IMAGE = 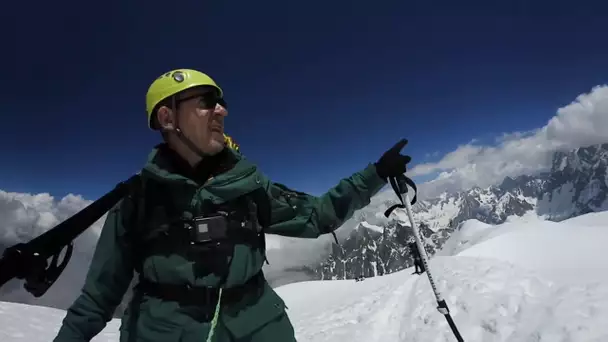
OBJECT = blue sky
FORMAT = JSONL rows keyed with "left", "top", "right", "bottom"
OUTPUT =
{"left": 2, "top": 1, "right": 608, "bottom": 199}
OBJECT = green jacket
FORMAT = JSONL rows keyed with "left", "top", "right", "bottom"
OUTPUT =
{"left": 54, "top": 144, "right": 386, "bottom": 342}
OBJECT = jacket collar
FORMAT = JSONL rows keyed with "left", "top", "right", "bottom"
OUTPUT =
{"left": 142, "top": 143, "right": 240, "bottom": 185}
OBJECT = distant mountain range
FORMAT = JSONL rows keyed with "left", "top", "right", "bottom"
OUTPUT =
{"left": 302, "top": 143, "right": 608, "bottom": 280}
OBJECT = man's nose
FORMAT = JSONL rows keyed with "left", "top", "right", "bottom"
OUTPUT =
{"left": 214, "top": 103, "right": 228, "bottom": 116}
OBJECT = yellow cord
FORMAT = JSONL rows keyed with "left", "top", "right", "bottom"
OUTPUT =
{"left": 205, "top": 288, "right": 223, "bottom": 342}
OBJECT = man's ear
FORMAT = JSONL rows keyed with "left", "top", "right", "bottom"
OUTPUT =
{"left": 156, "top": 106, "right": 176, "bottom": 131}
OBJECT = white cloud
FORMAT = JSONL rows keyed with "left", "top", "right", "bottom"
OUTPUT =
{"left": 410, "top": 85, "right": 608, "bottom": 198}
{"left": 0, "top": 191, "right": 104, "bottom": 243}
{"left": 0, "top": 190, "right": 106, "bottom": 311}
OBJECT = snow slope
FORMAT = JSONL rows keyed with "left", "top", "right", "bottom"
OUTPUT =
{"left": 439, "top": 211, "right": 608, "bottom": 285}
{"left": 1, "top": 211, "right": 607, "bottom": 341}
{"left": 0, "top": 301, "right": 121, "bottom": 342}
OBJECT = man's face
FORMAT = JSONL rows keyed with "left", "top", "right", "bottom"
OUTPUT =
{"left": 161, "top": 86, "right": 228, "bottom": 156}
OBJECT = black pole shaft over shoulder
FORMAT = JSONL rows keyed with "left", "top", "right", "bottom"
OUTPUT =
{"left": 0, "top": 174, "right": 141, "bottom": 296}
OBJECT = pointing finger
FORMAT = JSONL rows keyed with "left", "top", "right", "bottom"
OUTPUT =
{"left": 390, "top": 139, "right": 408, "bottom": 153}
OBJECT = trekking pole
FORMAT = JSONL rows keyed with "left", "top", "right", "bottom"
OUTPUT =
{"left": 384, "top": 174, "right": 464, "bottom": 342}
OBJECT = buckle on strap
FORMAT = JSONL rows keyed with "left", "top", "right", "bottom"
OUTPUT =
{"left": 185, "top": 283, "right": 220, "bottom": 305}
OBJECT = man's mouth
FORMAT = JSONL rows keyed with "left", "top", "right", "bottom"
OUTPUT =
{"left": 210, "top": 124, "right": 223, "bottom": 133}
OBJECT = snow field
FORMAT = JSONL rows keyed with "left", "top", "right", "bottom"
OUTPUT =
{"left": 1, "top": 211, "right": 608, "bottom": 341}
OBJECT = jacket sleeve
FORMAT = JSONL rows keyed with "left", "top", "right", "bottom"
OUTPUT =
{"left": 54, "top": 199, "right": 135, "bottom": 341}
{"left": 264, "top": 163, "right": 387, "bottom": 238}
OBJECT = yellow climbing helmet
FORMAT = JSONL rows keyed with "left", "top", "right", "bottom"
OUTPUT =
{"left": 145, "top": 69, "right": 223, "bottom": 130}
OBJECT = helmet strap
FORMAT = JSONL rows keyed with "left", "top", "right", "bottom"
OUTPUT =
{"left": 171, "top": 95, "right": 210, "bottom": 160}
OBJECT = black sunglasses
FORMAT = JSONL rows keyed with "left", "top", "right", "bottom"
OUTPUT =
{"left": 175, "top": 92, "right": 228, "bottom": 110}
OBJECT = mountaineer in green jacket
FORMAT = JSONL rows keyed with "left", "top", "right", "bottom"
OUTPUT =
{"left": 53, "top": 69, "right": 413, "bottom": 342}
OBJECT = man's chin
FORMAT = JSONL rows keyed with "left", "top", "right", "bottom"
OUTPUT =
{"left": 211, "top": 131, "right": 225, "bottom": 141}
{"left": 206, "top": 137, "right": 226, "bottom": 155}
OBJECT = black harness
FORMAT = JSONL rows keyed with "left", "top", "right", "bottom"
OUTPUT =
{"left": 127, "top": 176, "right": 272, "bottom": 318}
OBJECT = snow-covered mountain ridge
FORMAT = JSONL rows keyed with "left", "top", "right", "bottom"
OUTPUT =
{"left": 305, "top": 143, "right": 608, "bottom": 280}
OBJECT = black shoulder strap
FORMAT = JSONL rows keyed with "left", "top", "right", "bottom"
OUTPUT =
{"left": 125, "top": 175, "right": 177, "bottom": 233}
{"left": 249, "top": 187, "right": 271, "bottom": 264}
{"left": 124, "top": 174, "right": 147, "bottom": 273}
{"left": 125, "top": 174, "right": 145, "bottom": 233}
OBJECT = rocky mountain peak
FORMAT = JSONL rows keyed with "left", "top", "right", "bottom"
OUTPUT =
{"left": 304, "top": 143, "right": 608, "bottom": 281}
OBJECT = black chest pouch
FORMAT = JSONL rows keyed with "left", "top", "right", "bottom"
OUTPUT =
{"left": 191, "top": 214, "right": 230, "bottom": 244}
{"left": 188, "top": 189, "right": 268, "bottom": 247}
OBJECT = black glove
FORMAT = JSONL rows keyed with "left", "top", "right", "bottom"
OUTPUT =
{"left": 374, "top": 139, "right": 412, "bottom": 181}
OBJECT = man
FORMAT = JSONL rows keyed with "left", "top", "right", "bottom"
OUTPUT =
{"left": 54, "top": 69, "right": 412, "bottom": 342}
{"left": 409, "top": 241, "right": 425, "bottom": 275}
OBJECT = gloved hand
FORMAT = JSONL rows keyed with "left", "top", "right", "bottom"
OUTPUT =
{"left": 374, "top": 139, "right": 412, "bottom": 181}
